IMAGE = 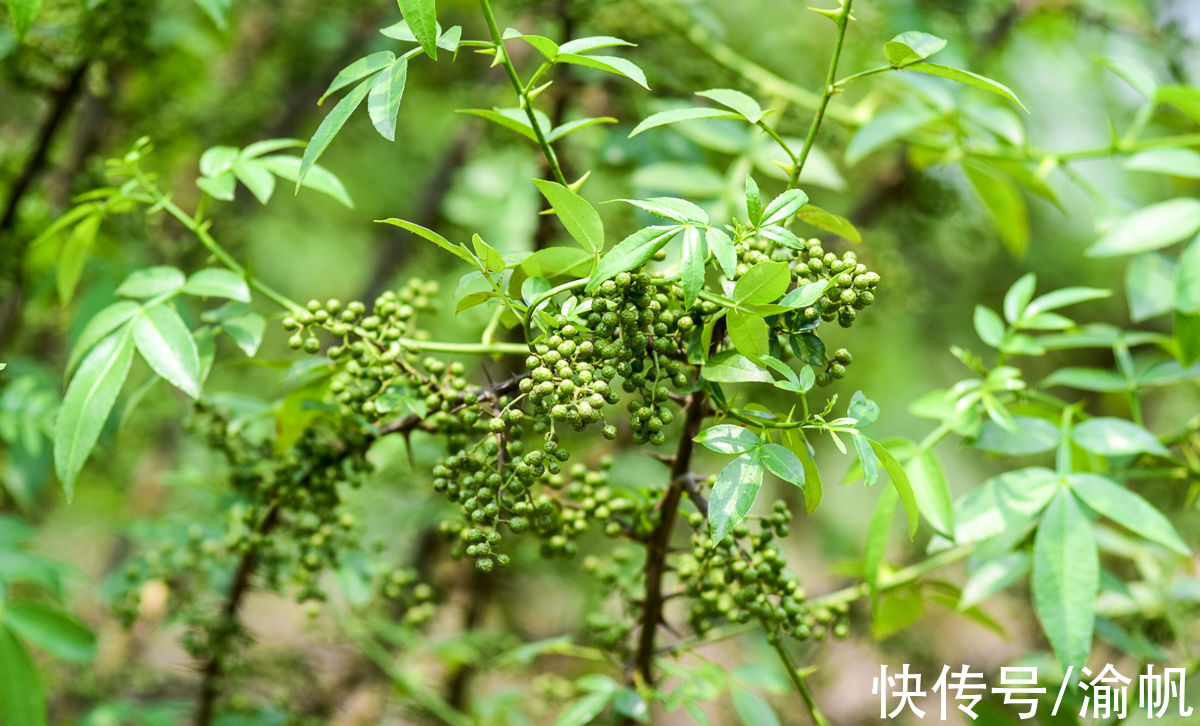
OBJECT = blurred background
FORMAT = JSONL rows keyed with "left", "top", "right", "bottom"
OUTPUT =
{"left": 2, "top": 0, "right": 1199, "bottom": 723}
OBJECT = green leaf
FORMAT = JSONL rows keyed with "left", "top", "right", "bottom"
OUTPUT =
{"left": 760, "top": 189, "right": 808, "bottom": 226}
{"left": 744, "top": 175, "right": 763, "bottom": 224}
{"left": 558, "top": 35, "right": 634, "bottom": 54}
{"left": 1125, "top": 148, "right": 1200, "bottom": 178}
{"left": 960, "top": 551, "right": 1030, "bottom": 609}
{"left": 864, "top": 486, "right": 899, "bottom": 600}
{"left": 904, "top": 450, "right": 954, "bottom": 538}
{"left": 1087, "top": 199, "right": 1200, "bottom": 257}
{"left": 587, "top": 226, "right": 681, "bottom": 290}
{"left": 780, "top": 279, "right": 832, "bottom": 309}
{"left": 5, "top": 0, "right": 42, "bottom": 40}
{"left": 54, "top": 328, "right": 135, "bottom": 499}
{"left": 1026, "top": 286, "right": 1110, "bottom": 316}
{"left": 57, "top": 213, "right": 100, "bottom": 305}
{"left": 1175, "top": 234, "right": 1200, "bottom": 313}
{"left": 319, "top": 52, "right": 394, "bottom": 104}
{"left": 367, "top": 57, "right": 409, "bottom": 142}
{"left": 378, "top": 218, "right": 474, "bottom": 264}
{"left": 906, "top": 62, "right": 1028, "bottom": 111}
{"left": 397, "top": 0, "right": 438, "bottom": 59}
{"left": 1157, "top": 84, "right": 1200, "bottom": 124}
{"left": 533, "top": 180, "right": 604, "bottom": 252}
{"left": 853, "top": 432, "right": 878, "bottom": 485}
{"left": 555, "top": 54, "right": 649, "bottom": 89}
{"left": 0, "top": 625, "right": 45, "bottom": 726}
{"left": 976, "top": 416, "right": 1059, "bottom": 455}
{"left": 795, "top": 205, "right": 861, "bottom": 243}
{"left": 66, "top": 301, "right": 141, "bottom": 375}
{"left": 952, "top": 467, "right": 1058, "bottom": 545}
{"left": 259, "top": 155, "right": 354, "bottom": 207}
{"left": 700, "top": 350, "right": 772, "bottom": 383}
{"left": 546, "top": 115, "right": 618, "bottom": 142}
{"left": 232, "top": 159, "right": 276, "bottom": 205}
{"left": 116, "top": 266, "right": 186, "bottom": 300}
{"left": 730, "top": 685, "right": 780, "bottom": 726}
{"left": 198, "top": 170, "right": 238, "bottom": 203}
{"left": 846, "top": 107, "right": 939, "bottom": 165}
{"left": 471, "top": 234, "right": 505, "bottom": 272}
{"left": 1098, "top": 56, "right": 1158, "bottom": 100}
{"left": 133, "top": 304, "right": 201, "bottom": 398}
{"left": 727, "top": 311, "right": 769, "bottom": 361}
{"left": 1068, "top": 474, "right": 1189, "bottom": 556}
{"left": 680, "top": 225, "right": 706, "bottom": 307}
{"left": 758, "top": 443, "right": 804, "bottom": 487}
{"left": 696, "top": 88, "right": 764, "bottom": 123}
{"left": 1177, "top": 310, "right": 1200, "bottom": 366}
{"left": 1042, "top": 366, "right": 1129, "bottom": 392}
{"left": 848, "top": 390, "right": 879, "bottom": 428}
{"left": 710, "top": 453, "right": 763, "bottom": 543}
{"left": 871, "top": 440, "right": 919, "bottom": 538}
{"left": 1033, "top": 489, "right": 1098, "bottom": 668}
{"left": 612, "top": 688, "right": 648, "bottom": 723}
{"left": 884, "top": 31, "right": 948, "bottom": 67}
{"left": 621, "top": 197, "right": 708, "bottom": 224}
{"left": 734, "top": 261, "right": 789, "bottom": 304}
{"left": 2, "top": 602, "right": 95, "bottom": 662}
{"left": 553, "top": 691, "right": 614, "bottom": 726}
{"left": 519, "top": 246, "right": 593, "bottom": 278}
{"left": 221, "top": 313, "right": 266, "bottom": 357}
{"left": 300, "top": 78, "right": 374, "bottom": 187}
{"left": 628, "top": 107, "right": 739, "bottom": 138}
{"left": 973, "top": 305, "right": 1005, "bottom": 347}
{"left": 1002, "top": 273, "right": 1037, "bottom": 323}
{"left": 964, "top": 163, "right": 1028, "bottom": 257}
{"left": 1071, "top": 417, "right": 1169, "bottom": 457}
{"left": 694, "top": 424, "right": 759, "bottom": 454}
{"left": 706, "top": 227, "right": 737, "bottom": 277}
{"left": 459, "top": 108, "right": 541, "bottom": 141}
{"left": 183, "top": 269, "right": 250, "bottom": 302}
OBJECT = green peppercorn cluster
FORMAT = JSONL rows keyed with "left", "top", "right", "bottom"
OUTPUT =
{"left": 788, "top": 243, "right": 879, "bottom": 329}
{"left": 676, "top": 501, "right": 846, "bottom": 643}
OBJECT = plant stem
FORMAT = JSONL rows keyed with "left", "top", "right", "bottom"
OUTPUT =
{"left": 772, "top": 640, "right": 833, "bottom": 726}
{"left": 631, "top": 391, "right": 707, "bottom": 683}
{"left": 794, "top": 0, "right": 854, "bottom": 179}
{"left": 479, "top": 0, "right": 569, "bottom": 186}
{"left": 398, "top": 338, "right": 528, "bottom": 355}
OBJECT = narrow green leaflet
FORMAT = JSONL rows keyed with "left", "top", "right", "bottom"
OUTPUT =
{"left": 679, "top": 225, "right": 706, "bottom": 306}
{"left": 319, "top": 51, "right": 394, "bottom": 104}
{"left": 54, "top": 328, "right": 135, "bottom": 499}
{"left": 1025, "top": 286, "right": 1110, "bottom": 316}
{"left": 884, "top": 31, "right": 948, "bottom": 67}
{"left": 520, "top": 247, "right": 592, "bottom": 278}
{"left": 709, "top": 453, "right": 763, "bottom": 543}
{"left": 906, "top": 63, "right": 1028, "bottom": 111}
{"left": 960, "top": 551, "right": 1031, "bottom": 609}
{"left": 587, "top": 226, "right": 681, "bottom": 290}
{"left": 871, "top": 440, "right": 919, "bottom": 538}
{"left": 694, "top": 424, "right": 759, "bottom": 454}
{"left": 849, "top": 390, "right": 880, "bottom": 427}
{"left": 706, "top": 227, "right": 737, "bottom": 277}
{"left": 0, "top": 626, "right": 44, "bottom": 726}
{"left": 459, "top": 107, "right": 543, "bottom": 141}
{"left": 367, "top": 57, "right": 409, "bottom": 142}
{"left": 973, "top": 305, "right": 1004, "bottom": 347}
{"left": 1179, "top": 311, "right": 1200, "bottom": 366}
{"left": 133, "top": 304, "right": 202, "bottom": 399}
{"left": 758, "top": 443, "right": 804, "bottom": 487}
{"left": 182, "top": 269, "right": 250, "bottom": 302}
{"left": 1125, "top": 148, "right": 1200, "bottom": 178}
{"left": 221, "top": 313, "right": 266, "bottom": 357}
{"left": 904, "top": 451, "right": 953, "bottom": 537}
{"left": 700, "top": 350, "right": 772, "bottom": 383}
{"left": 1071, "top": 417, "right": 1169, "bottom": 457}
{"left": 796, "top": 205, "right": 860, "bottom": 242}
{"left": 864, "top": 485, "right": 899, "bottom": 601}
{"left": 5, "top": 0, "right": 42, "bottom": 40}
{"left": 378, "top": 218, "right": 475, "bottom": 264}
{"left": 976, "top": 416, "right": 1059, "bottom": 455}
{"left": 964, "top": 163, "right": 1028, "bottom": 257}
{"left": 231, "top": 158, "right": 275, "bottom": 204}
{"left": 116, "top": 266, "right": 186, "bottom": 299}
{"left": 1033, "top": 489, "right": 1098, "bottom": 668}
{"left": 1176, "top": 234, "right": 1200, "bottom": 313}
{"left": 57, "top": 213, "right": 99, "bottom": 304}
{"left": 628, "top": 107, "right": 738, "bottom": 138}
{"left": 299, "top": 78, "right": 374, "bottom": 187}
{"left": 853, "top": 432, "right": 878, "bottom": 484}
{"left": 760, "top": 189, "right": 808, "bottom": 226}
{"left": 558, "top": 35, "right": 634, "bottom": 54}
{"left": 553, "top": 691, "right": 614, "bottom": 726}
{"left": 846, "top": 107, "right": 940, "bottom": 165}
{"left": 622, "top": 197, "right": 708, "bottom": 225}
{"left": 397, "top": 0, "right": 438, "bottom": 59}
{"left": 780, "top": 279, "right": 832, "bottom": 309}
{"left": 730, "top": 685, "right": 780, "bottom": 726}
{"left": 696, "top": 88, "right": 764, "bottom": 123}
{"left": 1157, "top": 85, "right": 1200, "bottom": 124}
{"left": 546, "top": 116, "right": 618, "bottom": 142}
{"left": 1042, "top": 367, "right": 1128, "bottom": 392}
{"left": 258, "top": 155, "right": 354, "bottom": 207}
{"left": 533, "top": 180, "right": 604, "bottom": 252}
{"left": 733, "top": 261, "right": 789, "bottom": 304}
{"left": 1068, "top": 474, "right": 1189, "bottom": 556}
{"left": 2, "top": 602, "right": 96, "bottom": 662}
{"left": 555, "top": 54, "right": 649, "bottom": 89}
{"left": 1087, "top": 199, "right": 1200, "bottom": 257}
{"left": 66, "top": 301, "right": 141, "bottom": 375}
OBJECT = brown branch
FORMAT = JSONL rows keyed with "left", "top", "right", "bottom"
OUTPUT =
{"left": 630, "top": 391, "right": 707, "bottom": 684}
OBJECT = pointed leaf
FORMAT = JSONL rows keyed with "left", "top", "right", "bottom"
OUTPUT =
{"left": 759, "top": 443, "right": 804, "bottom": 486}
{"left": 1068, "top": 473, "right": 1188, "bottom": 556}
{"left": 367, "top": 57, "right": 409, "bottom": 141}
{"left": 906, "top": 62, "right": 1027, "bottom": 111}
{"left": 259, "top": 155, "right": 354, "bottom": 207}
{"left": 533, "top": 180, "right": 604, "bottom": 252}
{"left": 587, "top": 226, "right": 681, "bottom": 290}
{"left": 904, "top": 450, "right": 954, "bottom": 538}
{"left": 397, "top": 0, "right": 438, "bottom": 59}
{"left": 628, "top": 107, "right": 738, "bottom": 138}
{"left": 709, "top": 452, "right": 763, "bottom": 543}
{"left": 556, "top": 53, "right": 648, "bottom": 89}
{"left": 733, "top": 261, "right": 789, "bottom": 304}
{"left": 700, "top": 350, "right": 772, "bottom": 383}
{"left": 0, "top": 626, "right": 45, "bottom": 726}
{"left": 3, "top": 602, "right": 95, "bottom": 662}
{"left": 319, "top": 52, "right": 394, "bottom": 104}
{"left": 1071, "top": 417, "right": 1169, "bottom": 457}
{"left": 66, "top": 302, "right": 141, "bottom": 375}
{"left": 300, "top": 78, "right": 374, "bottom": 186}
{"left": 133, "top": 304, "right": 201, "bottom": 398}
{"left": 871, "top": 439, "right": 920, "bottom": 538}
{"left": 183, "top": 268, "right": 250, "bottom": 302}
{"left": 696, "top": 88, "right": 764, "bottom": 123}
{"left": 694, "top": 424, "right": 759, "bottom": 454}
{"left": 1087, "top": 199, "right": 1200, "bottom": 257}
{"left": 680, "top": 225, "right": 706, "bottom": 306}
{"left": 760, "top": 189, "right": 808, "bottom": 226}
{"left": 884, "top": 31, "right": 948, "bottom": 67}
{"left": 1033, "top": 489, "right": 1098, "bottom": 668}
{"left": 706, "top": 227, "right": 736, "bottom": 277}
